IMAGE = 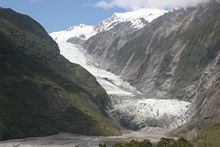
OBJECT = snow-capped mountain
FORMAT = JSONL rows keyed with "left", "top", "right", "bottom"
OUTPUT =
{"left": 50, "top": 8, "right": 167, "bottom": 42}
{"left": 50, "top": 8, "right": 192, "bottom": 130}
{"left": 50, "top": 24, "right": 97, "bottom": 42}
{"left": 95, "top": 8, "right": 167, "bottom": 32}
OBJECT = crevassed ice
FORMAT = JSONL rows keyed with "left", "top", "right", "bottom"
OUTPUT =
{"left": 111, "top": 99, "right": 191, "bottom": 128}
{"left": 57, "top": 41, "right": 136, "bottom": 96}
{"left": 53, "top": 36, "right": 190, "bottom": 129}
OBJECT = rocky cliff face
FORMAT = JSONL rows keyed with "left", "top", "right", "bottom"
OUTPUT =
{"left": 82, "top": 1, "right": 220, "bottom": 143}
{"left": 82, "top": 27, "right": 140, "bottom": 69}
{"left": 49, "top": 2, "right": 220, "bottom": 145}
{"left": 0, "top": 7, "right": 119, "bottom": 140}
{"left": 84, "top": 1, "right": 220, "bottom": 103}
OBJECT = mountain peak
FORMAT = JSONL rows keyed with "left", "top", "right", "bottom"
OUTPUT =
{"left": 114, "top": 8, "right": 168, "bottom": 23}
{"left": 50, "top": 24, "right": 96, "bottom": 42}
{"left": 51, "top": 8, "right": 167, "bottom": 42}
{"left": 95, "top": 8, "right": 167, "bottom": 32}
{"left": 68, "top": 24, "right": 94, "bottom": 31}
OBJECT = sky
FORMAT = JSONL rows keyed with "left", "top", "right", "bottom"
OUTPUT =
{"left": 0, "top": 0, "right": 125, "bottom": 32}
{"left": 0, "top": 0, "right": 214, "bottom": 32}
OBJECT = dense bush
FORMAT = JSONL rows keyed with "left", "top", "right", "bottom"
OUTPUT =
{"left": 99, "top": 137, "right": 192, "bottom": 147}
{"left": 157, "top": 137, "right": 193, "bottom": 147}
{"left": 113, "top": 139, "right": 152, "bottom": 147}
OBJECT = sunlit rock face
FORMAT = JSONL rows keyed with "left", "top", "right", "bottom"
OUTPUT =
{"left": 80, "top": 2, "right": 220, "bottom": 131}
{"left": 51, "top": 2, "right": 220, "bottom": 131}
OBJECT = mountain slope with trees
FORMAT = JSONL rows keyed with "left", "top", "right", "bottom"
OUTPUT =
{"left": 0, "top": 7, "right": 119, "bottom": 140}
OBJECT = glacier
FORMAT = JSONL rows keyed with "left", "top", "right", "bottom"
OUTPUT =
{"left": 50, "top": 8, "right": 191, "bottom": 129}
{"left": 58, "top": 41, "right": 136, "bottom": 96}
{"left": 56, "top": 41, "right": 191, "bottom": 129}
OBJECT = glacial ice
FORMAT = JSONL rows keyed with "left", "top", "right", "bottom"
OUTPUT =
{"left": 57, "top": 41, "right": 191, "bottom": 129}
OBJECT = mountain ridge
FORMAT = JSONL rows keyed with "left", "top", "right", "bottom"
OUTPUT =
{"left": 55, "top": 2, "right": 220, "bottom": 146}
{"left": 50, "top": 8, "right": 167, "bottom": 44}
{"left": 2, "top": 2, "right": 220, "bottom": 146}
{"left": 0, "top": 7, "right": 119, "bottom": 140}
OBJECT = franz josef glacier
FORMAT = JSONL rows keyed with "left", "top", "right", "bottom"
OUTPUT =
{"left": 50, "top": 8, "right": 191, "bottom": 130}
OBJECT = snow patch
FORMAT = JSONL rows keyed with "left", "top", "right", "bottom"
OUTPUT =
{"left": 115, "top": 8, "right": 167, "bottom": 23}
{"left": 50, "top": 24, "right": 97, "bottom": 42}
{"left": 95, "top": 8, "right": 167, "bottom": 32}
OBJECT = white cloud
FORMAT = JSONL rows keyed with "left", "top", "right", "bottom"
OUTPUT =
{"left": 96, "top": 0, "right": 217, "bottom": 10}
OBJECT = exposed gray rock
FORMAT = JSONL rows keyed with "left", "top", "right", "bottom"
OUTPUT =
{"left": 82, "top": 2, "right": 220, "bottom": 132}
{"left": 67, "top": 36, "right": 84, "bottom": 45}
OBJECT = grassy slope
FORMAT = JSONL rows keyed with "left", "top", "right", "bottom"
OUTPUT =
{"left": 176, "top": 88, "right": 220, "bottom": 146}
{"left": 193, "top": 119, "right": 220, "bottom": 147}
{"left": 0, "top": 8, "right": 119, "bottom": 140}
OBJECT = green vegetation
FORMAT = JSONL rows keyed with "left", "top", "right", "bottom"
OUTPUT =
{"left": 99, "top": 139, "right": 152, "bottom": 147}
{"left": 0, "top": 7, "right": 119, "bottom": 140}
{"left": 175, "top": 84, "right": 220, "bottom": 147}
{"left": 99, "top": 138, "right": 192, "bottom": 147}
{"left": 157, "top": 138, "right": 193, "bottom": 147}
{"left": 192, "top": 118, "right": 220, "bottom": 147}
{"left": 162, "top": 5, "right": 220, "bottom": 147}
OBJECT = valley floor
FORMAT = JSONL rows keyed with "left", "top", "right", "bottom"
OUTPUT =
{"left": 0, "top": 41, "right": 190, "bottom": 146}
{"left": 0, "top": 127, "right": 175, "bottom": 147}
{"left": 0, "top": 30, "right": 192, "bottom": 147}
{"left": 0, "top": 42, "right": 190, "bottom": 147}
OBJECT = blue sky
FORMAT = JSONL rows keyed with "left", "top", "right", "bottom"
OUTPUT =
{"left": 0, "top": 0, "right": 209, "bottom": 32}
{"left": 0, "top": 0, "right": 125, "bottom": 32}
